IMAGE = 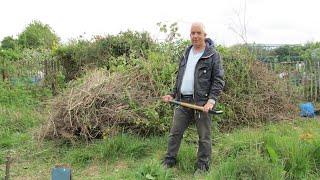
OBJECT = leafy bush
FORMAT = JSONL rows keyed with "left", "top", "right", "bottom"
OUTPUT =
{"left": 18, "top": 20, "right": 60, "bottom": 49}
{"left": 55, "top": 30, "right": 156, "bottom": 81}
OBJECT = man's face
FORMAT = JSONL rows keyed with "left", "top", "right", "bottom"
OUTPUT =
{"left": 190, "top": 25, "right": 206, "bottom": 47}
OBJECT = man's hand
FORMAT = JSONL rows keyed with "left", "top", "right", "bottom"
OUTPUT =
{"left": 203, "top": 99, "right": 215, "bottom": 113}
{"left": 162, "top": 95, "right": 173, "bottom": 103}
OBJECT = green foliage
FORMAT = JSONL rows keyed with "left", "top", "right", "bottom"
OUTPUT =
{"left": 0, "top": 49, "right": 20, "bottom": 60}
{"left": 214, "top": 128, "right": 263, "bottom": 160}
{"left": 0, "top": 49, "right": 20, "bottom": 81}
{"left": 255, "top": 42, "right": 320, "bottom": 63}
{"left": 213, "top": 120, "right": 320, "bottom": 179}
{"left": 93, "top": 134, "right": 151, "bottom": 161}
{"left": 54, "top": 42, "right": 83, "bottom": 81}
{"left": 136, "top": 160, "right": 174, "bottom": 180}
{"left": 261, "top": 123, "right": 318, "bottom": 179}
{"left": 0, "top": 78, "right": 36, "bottom": 106}
{"left": 266, "top": 144, "right": 278, "bottom": 163}
{"left": 18, "top": 20, "right": 59, "bottom": 49}
{"left": 274, "top": 45, "right": 291, "bottom": 62}
{"left": 156, "top": 22, "right": 189, "bottom": 63}
{"left": 0, "top": 105, "right": 42, "bottom": 166}
{"left": 1, "top": 36, "right": 18, "bottom": 50}
{"left": 64, "top": 134, "right": 155, "bottom": 166}
{"left": 65, "top": 148, "right": 95, "bottom": 167}
{"left": 0, "top": 47, "right": 60, "bottom": 97}
{"left": 95, "top": 30, "right": 155, "bottom": 60}
{"left": 0, "top": 75, "right": 53, "bottom": 107}
{"left": 106, "top": 50, "right": 177, "bottom": 135}
{"left": 128, "top": 57, "right": 176, "bottom": 134}
{"left": 176, "top": 142, "right": 197, "bottom": 173}
{"left": 55, "top": 30, "right": 155, "bottom": 82}
{"left": 210, "top": 152, "right": 284, "bottom": 180}
{"left": 219, "top": 46, "right": 255, "bottom": 123}
{"left": 311, "top": 48, "right": 320, "bottom": 60}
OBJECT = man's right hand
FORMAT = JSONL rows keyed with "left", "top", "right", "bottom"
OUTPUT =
{"left": 162, "top": 95, "right": 173, "bottom": 103}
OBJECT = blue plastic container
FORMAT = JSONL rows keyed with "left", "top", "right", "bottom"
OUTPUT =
{"left": 52, "top": 167, "right": 72, "bottom": 180}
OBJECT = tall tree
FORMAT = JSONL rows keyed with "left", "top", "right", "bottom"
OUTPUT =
{"left": 1, "top": 36, "right": 18, "bottom": 50}
{"left": 18, "top": 20, "right": 60, "bottom": 49}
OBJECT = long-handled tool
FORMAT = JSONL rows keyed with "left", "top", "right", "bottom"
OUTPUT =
{"left": 127, "top": 96, "right": 223, "bottom": 114}
{"left": 169, "top": 100, "right": 223, "bottom": 114}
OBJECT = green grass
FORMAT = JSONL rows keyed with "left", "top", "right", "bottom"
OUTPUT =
{"left": 2, "top": 101, "right": 320, "bottom": 179}
{"left": 208, "top": 151, "right": 284, "bottom": 180}
{"left": 210, "top": 119, "right": 320, "bottom": 180}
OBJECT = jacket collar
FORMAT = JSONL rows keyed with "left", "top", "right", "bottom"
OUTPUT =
{"left": 183, "top": 38, "right": 216, "bottom": 59}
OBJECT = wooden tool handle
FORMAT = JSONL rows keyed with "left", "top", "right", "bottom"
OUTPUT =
{"left": 169, "top": 100, "right": 223, "bottom": 114}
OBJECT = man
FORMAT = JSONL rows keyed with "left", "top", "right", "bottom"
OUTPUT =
{"left": 162, "top": 22, "right": 225, "bottom": 174}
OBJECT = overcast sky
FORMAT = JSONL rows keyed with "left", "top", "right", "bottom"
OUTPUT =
{"left": 1, "top": 0, "right": 319, "bottom": 46}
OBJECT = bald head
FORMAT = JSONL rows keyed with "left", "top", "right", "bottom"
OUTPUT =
{"left": 191, "top": 22, "right": 206, "bottom": 34}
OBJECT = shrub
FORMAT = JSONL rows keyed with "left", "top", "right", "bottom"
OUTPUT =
{"left": 55, "top": 30, "right": 156, "bottom": 82}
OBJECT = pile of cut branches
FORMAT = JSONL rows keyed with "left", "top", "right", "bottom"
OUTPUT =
{"left": 219, "top": 47, "right": 298, "bottom": 130}
{"left": 39, "top": 68, "right": 170, "bottom": 141}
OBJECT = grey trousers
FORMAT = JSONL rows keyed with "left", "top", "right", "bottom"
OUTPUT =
{"left": 164, "top": 97, "right": 212, "bottom": 170}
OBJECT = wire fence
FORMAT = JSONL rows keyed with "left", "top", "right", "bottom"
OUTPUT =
{"left": 1, "top": 57, "right": 61, "bottom": 94}
{"left": 266, "top": 60, "right": 320, "bottom": 102}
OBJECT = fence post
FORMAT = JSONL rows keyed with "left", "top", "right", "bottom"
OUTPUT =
{"left": 310, "top": 60, "right": 313, "bottom": 101}
{"left": 318, "top": 61, "right": 320, "bottom": 101}
{"left": 287, "top": 63, "right": 292, "bottom": 96}
{"left": 315, "top": 60, "right": 318, "bottom": 101}
{"left": 303, "top": 61, "right": 306, "bottom": 99}
{"left": 5, "top": 155, "right": 11, "bottom": 180}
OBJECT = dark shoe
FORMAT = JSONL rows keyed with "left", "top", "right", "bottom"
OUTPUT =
{"left": 194, "top": 162, "right": 209, "bottom": 176}
{"left": 162, "top": 158, "right": 176, "bottom": 169}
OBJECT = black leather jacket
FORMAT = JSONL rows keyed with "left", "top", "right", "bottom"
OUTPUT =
{"left": 170, "top": 38, "right": 225, "bottom": 106}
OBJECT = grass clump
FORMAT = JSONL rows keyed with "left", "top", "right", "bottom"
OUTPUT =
{"left": 212, "top": 119, "right": 320, "bottom": 179}
{"left": 210, "top": 152, "right": 284, "bottom": 180}
{"left": 136, "top": 160, "right": 174, "bottom": 180}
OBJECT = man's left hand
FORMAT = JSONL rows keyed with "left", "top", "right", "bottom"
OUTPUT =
{"left": 203, "top": 102, "right": 214, "bottom": 113}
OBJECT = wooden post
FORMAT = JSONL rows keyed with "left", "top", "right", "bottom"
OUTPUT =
{"left": 296, "top": 62, "right": 300, "bottom": 96}
{"left": 288, "top": 63, "right": 292, "bottom": 96}
{"left": 315, "top": 61, "right": 318, "bottom": 101}
{"left": 310, "top": 60, "right": 313, "bottom": 101}
{"left": 318, "top": 61, "right": 320, "bottom": 101}
{"left": 303, "top": 61, "right": 306, "bottom": 99}
{"left": 5, "top": 156, "right": 11, "bottom": 180}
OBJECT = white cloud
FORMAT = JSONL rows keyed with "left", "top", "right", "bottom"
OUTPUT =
{"left": 1, "top": 0, "right": 320, "bottom": 46}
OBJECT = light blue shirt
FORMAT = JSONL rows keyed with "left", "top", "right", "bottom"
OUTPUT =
{"left": 180, "top": 47, "right": 204, "bottom": 95}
